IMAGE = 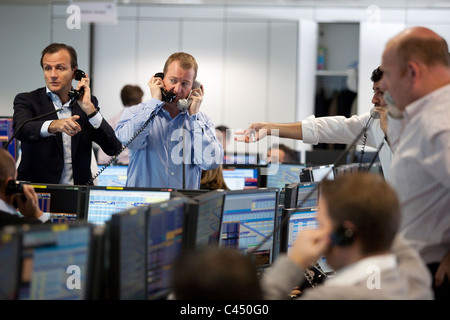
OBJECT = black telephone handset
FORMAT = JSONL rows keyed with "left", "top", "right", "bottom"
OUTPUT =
{"left": 6, "top": 180, "right": 26, "bottom": 208}
{"left": 154, "top": 72, "right": 176, "bottom": 103}
{"left": 68, "top": 69, "right": 86, "bottom": 101}
{"left": 330, "top": 225, "right": 355, "bottom": 247}
{"left": 154, "top": 72, "right": 201, "bottom": 111}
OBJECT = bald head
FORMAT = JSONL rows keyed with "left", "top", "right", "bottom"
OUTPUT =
{"left": 381, "top": 26, "right": 450, "bottom": 110}
{"left": 387, "top": 26, "right": 450, "bottom": 71}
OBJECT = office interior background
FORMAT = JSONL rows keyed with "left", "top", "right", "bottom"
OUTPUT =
{"left": 1, "top": 0, "right": 450, "bottom": 162}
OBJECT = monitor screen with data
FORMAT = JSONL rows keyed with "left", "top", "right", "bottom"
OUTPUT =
{"left": 85, "top": 187, "right": 171, "bottom": 225}
{"left": 220, "top": 188, "right": 278, "bottom": 267}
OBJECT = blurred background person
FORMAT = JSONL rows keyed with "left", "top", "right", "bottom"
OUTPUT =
{"left": 97, "top": 84, "right": 144, "bottom": 165}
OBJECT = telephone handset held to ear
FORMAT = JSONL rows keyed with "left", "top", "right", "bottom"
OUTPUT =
{"left": 330, "top": 225, "right": 355, "bottom": 247}
{"left": 6, "top": 180, "right": 26, "bottom": 208}
{"left": 68, "top": 69, "right": 86, "bottom": 101}
{"left": 154, "top": 72, "right": 201, "bottom": 111}
{"left": 154, "top": 72, "right": 176, "bottom": 103}
{"left": 177, "top": 79, "right": 201, "bottom": 112}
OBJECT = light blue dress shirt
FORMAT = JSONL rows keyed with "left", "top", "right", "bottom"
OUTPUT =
{"left": 115, "top": 99, "right": 223, "bottom": 189}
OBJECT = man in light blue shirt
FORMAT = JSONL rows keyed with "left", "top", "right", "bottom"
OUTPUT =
{"left": 116, "top": 52, "right": 223, "bottom": 189}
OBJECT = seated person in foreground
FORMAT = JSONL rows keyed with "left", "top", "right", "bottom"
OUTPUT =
{"left": 261, "top": 172, "right": 433, "bottom": 300}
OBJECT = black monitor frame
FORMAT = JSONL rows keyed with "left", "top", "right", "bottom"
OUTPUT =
{"left": 26, "top": 183, "right": 87, "bottom": 222}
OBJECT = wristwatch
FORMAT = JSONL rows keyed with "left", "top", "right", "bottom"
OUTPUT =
{"left": 87, "top": 107, "right": 99, "bottom": 119}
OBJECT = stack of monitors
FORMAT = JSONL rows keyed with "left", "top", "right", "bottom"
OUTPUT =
{"left": 222, "top": 164, "right": 260, "bottom": 190}
{"left": 97, "top": 165, "right": 128, "bottom": 187}
{"left": 108, "top": 191, "right": 226, "bottom": 300}
{"left": 265, "top": 163, "right": 306, "bottom": 190}
{"left": 17, "top": 222, "right": 95, "bottom": 300}
{"left": 29, "top": 183, "right": 86, "bottom": 223}
{"left": 220, "top": 188, "right": 279, "bottom": 268}
{"left": 85, "top": 186, "right": 171, "bottom": 225}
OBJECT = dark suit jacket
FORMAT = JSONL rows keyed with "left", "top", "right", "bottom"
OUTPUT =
{"left": 0, "top": 210, "right": 48, "bottom": 230}
{"left": 13, "top": 87, "right": 122, "bottom": 185}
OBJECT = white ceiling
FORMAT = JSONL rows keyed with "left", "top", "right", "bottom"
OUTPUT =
{"left": 2, "top": 0, "right": 450, "bottom": 8}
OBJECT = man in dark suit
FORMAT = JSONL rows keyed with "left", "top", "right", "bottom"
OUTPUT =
{"left": 0, "top": 149, "right": 49, "bottom": 229}
{"left": 13, "top": 43, "right": 122, "bottom": 185}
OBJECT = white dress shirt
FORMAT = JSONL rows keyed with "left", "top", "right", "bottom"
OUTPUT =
{"left": 41, "top": 88, "right": 103, "bottom": 185}
{"left": 387, "top": 83, "right": 450, "bottom": 264}
{"left": 302, "top": 112, "right": 392, "bottom": 178}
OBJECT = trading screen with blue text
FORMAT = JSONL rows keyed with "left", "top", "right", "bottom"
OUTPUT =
{"left": 18, "top": 224, "right": 92, "bottom": 300}
{"left": 220, "top": 190, "right": 278, "bottom": 266}
{"left": 266, "top": 163, "right": 305, "bottom": 190}
{"left": 86, "top": 188, "right": 170, "bottom": 225}
{"left": 147, "top": 199, "right": 185, "bottom": 299}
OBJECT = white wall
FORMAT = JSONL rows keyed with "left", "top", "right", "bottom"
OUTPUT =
{"left": 2, "top": 3, "right": 450, "bottom": 162}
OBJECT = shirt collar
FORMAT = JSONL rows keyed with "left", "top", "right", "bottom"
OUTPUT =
{"left": 324, "top": 254, "right": 397, "bottom": 287}
{"left": 0, "top": 198, "right": 19, "bottom": 215}
{"left": 402, "top": 82, "right": 450, "bottom": 121}
{"left": 46, "top": 87, "right": 72, "bottom": 108}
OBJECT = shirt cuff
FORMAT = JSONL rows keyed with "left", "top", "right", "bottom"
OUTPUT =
{"left": 89, "top": 112, "right": 103, "bottom": 129}
{"left": 40, "top": 120, "right": 54, "bottom": 137}
{"left": 38, "top": 212, "right": 51, "bottom": 223}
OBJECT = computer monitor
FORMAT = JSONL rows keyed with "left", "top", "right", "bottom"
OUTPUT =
{"left": 28, "top": 183, "right": 86, "bottom": 223}
{"left": 296, "top": 182, "right": 320, "bottom": 208}
{"left": 283, "top": 182, "right": 299, "bottom": 209}
{"left": 85, "top": 186, "right": 171, "bottom": 225}
{"left": 146, "top": 197, "right": 187, "bottom": 300}
{"left": 282, "top": 207, "right": 333, "bottom": 274}
{"left": 284, "top": 207, "right": 319, "bottom": 252}
{"left": 17, "top": 222, "right": 95, "bottom": 300}
{"left": 300, "top": 164, "right": 335, "bottom": 182}
{"left": 222, "top": 164, "right": 260, "bottom": 190}
{"left": 183, "top": 190, "right": 226, "bottom": 251}
{"left": 220, "top": 188, "right": 279, "bottom": 267}
{"left": 109, "top": 205, "right": 148, "bottom": 300}
{"left": 0, "top": 117, "right": 18, "bottom": 160}
{"left": 266, "top": 163, "right": 306, "bottom": 190}
{"left": 97, "top": 165, "right": 128, "bottom": 187}
{"left": 0, "top": 226, "right": 21, "bottom": 300}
